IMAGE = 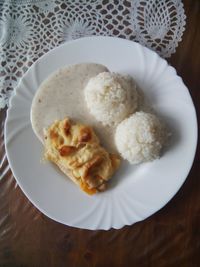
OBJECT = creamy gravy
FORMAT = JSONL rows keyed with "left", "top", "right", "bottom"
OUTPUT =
{"left": 31, "top": 63, "right": 117, "bottom": 152}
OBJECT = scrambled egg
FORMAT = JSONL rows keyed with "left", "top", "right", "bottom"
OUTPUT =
{"left": 44, "top": 118, "right": 121, "bottom": 195}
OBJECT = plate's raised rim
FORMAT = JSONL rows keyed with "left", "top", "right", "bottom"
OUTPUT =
{"left": 4, "top": 36, "right": 198, "bottom": 230}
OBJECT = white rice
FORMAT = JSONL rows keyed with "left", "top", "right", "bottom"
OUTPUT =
{"left": 84, "top": 72, "right": 138, "bottom": 126}
{"left": 115, "top": 111, "right": 166, "bottom": 164}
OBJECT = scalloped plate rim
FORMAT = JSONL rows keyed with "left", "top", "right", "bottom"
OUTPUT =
{"left": 5, "top": 36, "right": 198, "bottom": 230}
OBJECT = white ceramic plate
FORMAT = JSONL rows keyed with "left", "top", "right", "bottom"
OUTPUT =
{"left": 5, "top": 37, "right": 197, "bottom": 230}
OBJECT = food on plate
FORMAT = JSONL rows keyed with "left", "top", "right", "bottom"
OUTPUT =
{"left": 31, "top": 63, "right": 116, "bottom": 152}
{"left": 31, "top": 61, "right": 169, "bottom": 194}
{"left": 44, "top": 118, "right": 121, "bottom": 195}
{"left": 115, "top": 111, "right": 166, "bottom": 164}
{"left": 84, "top": 72, "right": 138, "bottom": 126}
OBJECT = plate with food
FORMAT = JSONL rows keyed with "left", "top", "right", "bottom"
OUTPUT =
{"left": 5, "top": 37, "right": 197, "bottom": 230}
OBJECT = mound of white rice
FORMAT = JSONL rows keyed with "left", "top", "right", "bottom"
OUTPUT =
{"left": 84, "top": 72, "right": 138, "bottom": 126}
{"left": 115, "top": 111, "right": 166, "bottom": 164}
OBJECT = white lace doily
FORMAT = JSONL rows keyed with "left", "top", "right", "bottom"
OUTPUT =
{"left": 0, "top": 0, "right": 186, "bottom": 109}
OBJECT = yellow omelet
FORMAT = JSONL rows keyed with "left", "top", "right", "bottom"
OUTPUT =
{"left": 44, "top": 118, "right": 121, "bottom": 195}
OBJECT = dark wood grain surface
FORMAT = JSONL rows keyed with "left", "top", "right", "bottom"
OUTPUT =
{"left": 0, "top": 0, "right": 200, "bottom": 266}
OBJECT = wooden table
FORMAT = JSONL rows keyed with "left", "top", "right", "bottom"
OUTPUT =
{"left": 0, "top": 0, "right": 199, "bottom": 266}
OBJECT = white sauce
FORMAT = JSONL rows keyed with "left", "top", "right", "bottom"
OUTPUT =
{"left": 31, "top": 63, "right": 117, "bottom": 152}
